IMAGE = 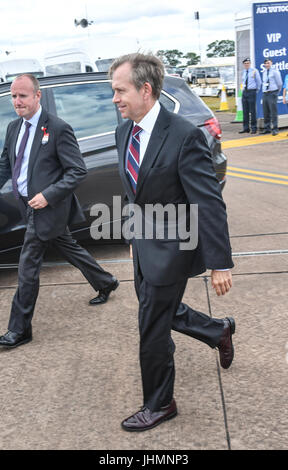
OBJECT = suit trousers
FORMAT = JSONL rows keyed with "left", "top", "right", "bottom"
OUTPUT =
{"left": 242, "top": 89, "right": 257, "bottom": 131}
{"left": 8, "top": 204, "right": 113, "bottom": 334}
{"left": 263, "top": 91, "right": 279, "bottom": 131}
{"left": 134, "top": 264, "right": 225, "bottom": 412}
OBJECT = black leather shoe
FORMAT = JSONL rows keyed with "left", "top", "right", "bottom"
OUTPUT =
{"left": 238, "top": 129, "right": 250, "bottom": 134}
{"left": 89, "top": 277, "right": 119, "bottom": 305}
{"left": 217, "top": 317, "right": 235, "bottom": 369}
{"left": 0, "top": 329, "right": 32, "bottom": 349}
{"left": 260, "top": 130, "right": 271, "bottom": 134}
{"left": 272, "top": 129, "right": 279, "bottom": 136}
{"left": 121, "top": 399, "right": 177, "bottom": 432}
{"left": 251, "top": 130, "right": 257, "bottom": 134}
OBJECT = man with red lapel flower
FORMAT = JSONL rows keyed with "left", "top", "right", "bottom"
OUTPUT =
{"left": 0, "top": 74, "right": 118, "bottom": 349}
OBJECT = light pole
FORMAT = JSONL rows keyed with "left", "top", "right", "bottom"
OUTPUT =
{"left": 194, "top": 11, "right": 202, "bottom": 64}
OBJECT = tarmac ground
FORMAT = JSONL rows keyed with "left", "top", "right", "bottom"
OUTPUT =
{"left": 0, "top": 112, "right": 287, "bottom": 451}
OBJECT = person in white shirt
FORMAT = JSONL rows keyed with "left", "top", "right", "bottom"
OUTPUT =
{"left": 109, "top": 53, "right": 235, "bottom": 432}
{"left": 261, "top": 59, "right": 283, "bottom": 135}
{"left": 239, "top": 58, "right": 262, "bottom": 134}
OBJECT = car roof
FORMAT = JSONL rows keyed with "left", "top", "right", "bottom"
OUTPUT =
{"left": 0, "top": 72, "right": 213, "bottom": 123}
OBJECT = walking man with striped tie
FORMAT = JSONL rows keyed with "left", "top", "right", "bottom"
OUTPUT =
{"left": 109, "top": 53, "right": 235, "bottom": 432}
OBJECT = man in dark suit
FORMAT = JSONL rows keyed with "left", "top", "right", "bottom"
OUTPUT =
{"left": 109, "top": 54, "right": 235, "bottom": 432}
{"left": 0, "top": 74, "right": 118, "bottom": 349}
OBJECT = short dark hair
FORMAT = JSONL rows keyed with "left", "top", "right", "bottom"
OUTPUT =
{"left": 264, "top": 58, "right": 272, "bottom": 64}
{"left": 243, "top": 58, "right": 251, "bottom": 63}
{"left": 109, "top": 53, "right": 164, "bottom": 100}
{"left": 12, "top": 74, "right": 40, "bottom": 93}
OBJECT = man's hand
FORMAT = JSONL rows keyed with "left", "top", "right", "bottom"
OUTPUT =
{"left": 211, "top": 270, "right": 232, "bottom": 296}
{"left": 28, "top": 193, "right": 48, "bottom": 210}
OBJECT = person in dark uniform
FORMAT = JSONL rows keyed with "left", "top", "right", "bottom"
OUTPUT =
{"left": 239, "top": 58, "right": 261, "bottom": 134}
{"left": 261, "top": 59, "right": 283, "bottom": 136}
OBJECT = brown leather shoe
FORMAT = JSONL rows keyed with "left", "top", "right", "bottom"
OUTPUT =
{"left": 217, "top": 317, "right": 235, "bottom": 369}
{"left": 121, "top": 399, "right": 177, "bottom": 432}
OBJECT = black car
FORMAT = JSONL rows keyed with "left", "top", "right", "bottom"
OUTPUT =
{"left": 0, "top": 72, "right": 226, "bottom": 263}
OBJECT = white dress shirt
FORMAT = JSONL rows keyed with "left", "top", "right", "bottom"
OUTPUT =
{"left": 16, "top": 105, "right": 42, "bottom": 197}
{"left": 135, "top": 100, "right": 161, "bottom": 165}
{"left": 129, "top": 101, "right": 229, "bottom": 272}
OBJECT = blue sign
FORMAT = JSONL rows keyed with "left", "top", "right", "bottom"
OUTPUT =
{"left": 252, "top": 1, "right": 288, "bottom": 117}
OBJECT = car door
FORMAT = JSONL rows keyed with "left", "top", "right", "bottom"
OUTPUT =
{"left": 42, "top": 78, "right": 125, "bottom": 241}
{"left": 0, "top": 91, "right": 27, "bottom": 259}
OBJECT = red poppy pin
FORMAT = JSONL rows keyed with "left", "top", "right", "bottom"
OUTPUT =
{"left": 41, "top": 126, "right": 49, "bottom": 144}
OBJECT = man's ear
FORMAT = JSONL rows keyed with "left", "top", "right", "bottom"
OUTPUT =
{"left": 142, "top": 82, "right": 153, "bottom": 99}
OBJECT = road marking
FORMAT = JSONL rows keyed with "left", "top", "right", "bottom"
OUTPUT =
{"left": 227, "top": 166, "right": 288, "bottom": 180}
{"left": 227, "top": 166, "right": 288, "bottom": 185}
{"left": 222, "top": 131, "right": 288, "bottom": 149}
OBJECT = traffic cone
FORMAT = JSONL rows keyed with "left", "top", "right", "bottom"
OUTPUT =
{"left": 219, "top": 85, "right": 229, "bottom": 111}
{"left": 232, "top": 84, "right": 243, "bottom": 122}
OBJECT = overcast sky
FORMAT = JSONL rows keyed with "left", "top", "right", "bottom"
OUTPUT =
{"left": 0, "top": 0, "right": 252, "bottom": 61}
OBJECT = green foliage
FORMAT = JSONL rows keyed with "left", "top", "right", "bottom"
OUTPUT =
{"left": 184, "top": 52, "right": 200, "bottom": 65}
{"left": 157, "top": 49, "right": 183, "bottom": 66}
{"left": 157, "top": 50, "right": 200, "bottom": 66}
{"left": 206, "top": 40, "right": 235, "bottom": 57}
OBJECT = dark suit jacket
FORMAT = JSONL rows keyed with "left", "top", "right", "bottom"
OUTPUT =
{"left": 116, "top": 105, "right": 233, "bottom": 286}
{"left": 0, "top": 108, "right": 87, "bottom": 240}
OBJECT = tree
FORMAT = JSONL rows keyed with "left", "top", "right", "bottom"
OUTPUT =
{"left": 184, "top": 52, "right": 200, "bottom": 65}
{"left": 206, "top": 40, "right": 235, "bottom": 57}
{"left": 156, "top": 49, "right": 183, "bottom": 66}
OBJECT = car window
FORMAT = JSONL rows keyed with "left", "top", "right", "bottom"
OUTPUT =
{"left": 50, "top": 81, "right": 118, "bottom": 139}
{"left": 46, "top": 62, "right": 82, "bottom": 75}
{"left": 159, "top": 92, "right": 176, "bottom": 112}
{"left": 0, "top": 94, "right": 17, "bottom": 153}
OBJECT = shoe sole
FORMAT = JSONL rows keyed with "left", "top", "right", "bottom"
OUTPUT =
{"left": 0, "top": 337, "right": 32, "bottom": 349}
{"left": 121, "top": 410, "right": 177, "bottom": 432}
{"left": 225, "top": 317, "right": 236, "bottom": 335}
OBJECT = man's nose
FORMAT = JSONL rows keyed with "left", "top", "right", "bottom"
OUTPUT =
{"left": 112, "top": 92, "right": 119, "bottom": 103}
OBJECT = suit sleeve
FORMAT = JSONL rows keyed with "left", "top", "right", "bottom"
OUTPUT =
{"left": 41, "top": 121, "right": 87, "bottom": 207}
{"left": 0, "top": 124, "right": 13, "bottom": 190}
{"left": 178, "top": 127, "right": 233, "bottom": 270}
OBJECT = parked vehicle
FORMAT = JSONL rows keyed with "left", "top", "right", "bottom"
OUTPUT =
{"left": 0, "top": 56, "right": 44, "bottom": 83}
{"left": 183, "top": 62, "right": 236, "bottom": 97}
{"left": 44, "top": 48, "right": 96, "bottom": 76}
{"left": 182, "top": 66, "right": 194, "bottom": 84}
{"left": 95, "top": 58, "right": 115, "bottom": 72}
{"left": 0, "top": 72, "right": 226, "bottom": 263}
{"left": 164, "top": 66, "right": 181, "bottom": 77}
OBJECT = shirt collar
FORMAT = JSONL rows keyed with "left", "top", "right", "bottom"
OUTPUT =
{"left": 24, "top": 105, "right": 42, "bottom": 128}
{"left": 135, "top": 101, "right": 161, "bottom": 135}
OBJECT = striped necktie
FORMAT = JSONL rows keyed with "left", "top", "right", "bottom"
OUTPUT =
{"left": 127, "top": 125, "right": 142, "bottom": 193}
{"left": 12, "top": 121, "right": 31, "bottom": 199}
